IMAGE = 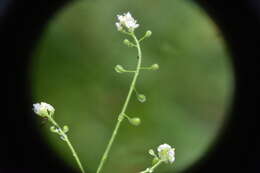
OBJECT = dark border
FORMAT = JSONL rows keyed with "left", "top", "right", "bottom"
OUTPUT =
{"left": 4, "top": 0, "right": 257, "bottom": 172}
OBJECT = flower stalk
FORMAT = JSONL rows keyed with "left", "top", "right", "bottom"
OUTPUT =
{"left": 140, "top": 160, "right": 163, "bottom": 173}
{"left": 33, "top": 102, "right": 85, "bottom": 173}
{"left": 96, "top": 31, "right": 143, "bottom": 173}
{"left": 48, "top": 117, "right": 85, "bottom": 173}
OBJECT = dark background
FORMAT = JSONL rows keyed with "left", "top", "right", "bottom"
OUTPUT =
{"left": 3, "top": 0, "right": 257, "bottom": 173}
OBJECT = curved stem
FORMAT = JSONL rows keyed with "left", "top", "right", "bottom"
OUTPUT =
{"left": 140, "top": 160, "right": 163, "bottom": 173}
{"left": 49, "top": 118, "right": 85, "bottom": 173}
{"left": 96, "top": 32, "right": 142, "bottom": 173}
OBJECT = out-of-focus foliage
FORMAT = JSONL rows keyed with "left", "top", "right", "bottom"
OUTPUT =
{"left": 31, "top": 0, "right": 233, "bottom": 172}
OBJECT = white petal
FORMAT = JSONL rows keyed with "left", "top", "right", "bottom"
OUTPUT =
{"left": 169, "top": 155, "right": 175, "bottom": 163}
{"left": 33, "top": 103, "right": 41, "bottom": 113}
{"left": 117, "top": 15, "right": 123, "bottom": 21}
{"left": 115, "top": 22, "right": 122, "bottom": 30}
{"left": 158, "top": 143, "right": 171, "bottom": 152}
{"left": 126, "top": 12, "right": 132, "bottom": 19}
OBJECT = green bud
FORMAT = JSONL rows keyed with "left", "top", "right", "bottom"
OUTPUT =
{"left": 129, "top": 117, "right": 141, "bottom": 126}
{"left": 149, "top": 149, "right": 156, "bottom": 156}
{"left": 137, "top": 94, "right": 146, "bottom": 103}
{"left": 145, "top": 30, "right": 152, "bottom": 38}
{"left": 123, "top": 39, "right": 130, "bottom": 45}
{"left": 152, "top": 157, "right": 159, "bottom": 165}
{"left": 150, "top": 64, "right": 159, "bottom": 70}
{"left": 63, "top": 125, "right": 69, "bottom": 133}
{"left": 114, "top": 65, "right": 126, "bottom": 73}
{"left": 123, "top": 39, "right": 135, "bottom": 47}
{"left": 50, "top": 126, "right": 58, "bottom": 133}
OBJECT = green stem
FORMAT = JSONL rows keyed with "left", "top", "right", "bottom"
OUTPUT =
{"left": 140, "top": 160, "right": 163, "bottom": 173}
{"left": 124, "top": 70, "right": 136, "bottom": 73}
{"left": 123, "top": 113, "right": 131, "bottom": 120}
{"left": 140, "top": 67, "right": 152, "bottom": 70}
{"left": 133, "top": 87, "right": 140, "bottom": 96}
{"left": 138, "top": 35, "right": 147, "bottom": 43}
{"left": 96, "top": 32, "right": 142, "bottom": 173}
{"left": 49, "top": 118, "right": 85, "bottom": 173}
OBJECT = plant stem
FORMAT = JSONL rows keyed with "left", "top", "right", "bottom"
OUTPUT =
{"left": 96, "top": 32, "right": 142, "bottom": 173}
{"left": 140, "top": 67, "right": 152, "bottom": 70}
{"left": 140, "top": 160, "right": 163, "bottom": 173}
{"left": 49, "top": 118, "right": 85, "bottom": 173}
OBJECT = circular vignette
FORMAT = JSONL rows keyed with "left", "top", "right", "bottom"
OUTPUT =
{"left": 31, "top": 1, "right": 233, "bottom": 173}
{"left": 4, "top": 0, "right": 257, "bottom": 173}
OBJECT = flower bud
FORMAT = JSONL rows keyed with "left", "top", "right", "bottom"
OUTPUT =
{"left": 123, "top": 39, "right": 130, "bottom": 45}
{"left": 114, "top": 65, "right": 126, "bottom": 73}
{"left": 145, "top": 30, "right": 152, "bottom": 38}
{"left": 63, "top": 125, "right": 69, "bottom": 133}
{"left": 123, "top": 39, "right": 134, "bottom": 47}
{"left": 149, "top": 149, "right": 156, "bottom": 156}
{"left": 152, "top": 157, "right": 159, "bottom": 165}
{"left": 150, "top": 64, "right": 159, "bottom": 70}
{"left": 50, "top": 126, "right": 59, "bottom": 133}
{"left": 137, "top": 94, "right": 146, "bottom": 103}
{"left": 129, "top": 117, "right": 141, "bottom": 126}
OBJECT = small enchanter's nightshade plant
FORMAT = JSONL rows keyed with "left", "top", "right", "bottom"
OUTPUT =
{"left": 33, "top": 12, "right": 176, "bottom": 173}
{"left": 33, "top": 102, "right": 85, "bottom": 173}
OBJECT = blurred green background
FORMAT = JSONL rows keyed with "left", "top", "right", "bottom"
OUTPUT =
{"left": 31, "top": 0, "right": 234, "bottom": 172}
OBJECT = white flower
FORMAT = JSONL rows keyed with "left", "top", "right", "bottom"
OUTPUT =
{"left": 33, "top": 102, "right": 55, "bottom": 118}
{"left": 115, "top": 22, "right": 123, "bottom": 31}
{"left": 115, "top": 12, "right": 139, "bottom": 32}
{"left": 157, "top": 143, "right": 175, "bottom": 164}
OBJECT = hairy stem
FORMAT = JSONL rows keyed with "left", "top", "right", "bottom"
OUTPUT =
{"left": 49, "top": 118, "right": 85, "bottom": 173}
{"left": 96, "top": 32, "right": 142, "bottom": 173}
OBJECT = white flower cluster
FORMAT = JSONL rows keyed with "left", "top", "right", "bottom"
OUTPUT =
{"left": 157, "top": 144, "right": 175, "bottom": 163}
{"left": 149, "top": 143, "right": 175, "bottom": 164}
{"left": 115, "top": 12, "right": 139, "bottom": 32}
{"left": 33, "top": 102, "right": 55, "bottom": 118}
